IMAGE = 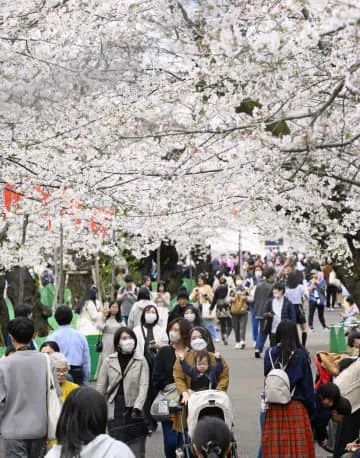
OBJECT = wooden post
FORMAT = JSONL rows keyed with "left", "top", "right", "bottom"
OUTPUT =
{"left": 57, "top": 223, "right": 64, "bottom": 306}
{"left": 157, "top": 246, "right": 161, "bottom": 282}
{"left": 238, "top": 229, "right": 242, "bottom": 277}
{"left": 94, "top": 253, "right": 102, "bottom": 305}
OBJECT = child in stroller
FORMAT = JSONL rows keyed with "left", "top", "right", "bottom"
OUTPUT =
{"left": 179, "top": 350, "right": 223, "bottom": 392}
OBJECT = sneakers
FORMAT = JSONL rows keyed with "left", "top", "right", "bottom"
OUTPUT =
{"left": 214, "top": 338, "right": 220, "bottom": 343}
{"left": 240, "top": 341, "right": 246, "bottom": 349}
{"left": 223, "top": 336, "right": 228, "bottom": 345}
{"left": 255, "top": 350, "right": 261, "bottom": 358}
{"left": 234, "top": 343, "right": 241, "bottom": 349}
{"left": 322, "top": 327, "right": 330, "bottom": 332}
{"left": 309, "top": 328, "right": 315, "bottom": 333}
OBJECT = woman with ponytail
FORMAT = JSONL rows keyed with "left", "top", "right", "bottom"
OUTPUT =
{"left": 192, "top": 417, "right": 232, "bottom": 458}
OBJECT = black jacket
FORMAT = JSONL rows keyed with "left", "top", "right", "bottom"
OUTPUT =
{"left": 167, "top": 304, "right": 186, "bottom": 327}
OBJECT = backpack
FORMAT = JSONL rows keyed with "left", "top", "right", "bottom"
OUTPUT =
{"left": 264, "top": 349, "right": 295, "bottom": 404}
{"left": 231, "top": 292, "right": 248, "bottom": 316}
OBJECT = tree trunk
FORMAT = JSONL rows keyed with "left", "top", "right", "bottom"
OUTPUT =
{"left": 18, "top": 215, "right": 29, "bottom": 305}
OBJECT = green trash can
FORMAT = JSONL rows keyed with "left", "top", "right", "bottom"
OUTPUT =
{"left": 329, "top": 326, "right": 339, "bottom": 353}
{"left": 337, "top": 326, "right": 347, "bottom": 354}
{"left": 329, "top": 325, "right": 347, "bottom": 354}
{"left": 86, "top": 335, "right": 101, "bottom": 381}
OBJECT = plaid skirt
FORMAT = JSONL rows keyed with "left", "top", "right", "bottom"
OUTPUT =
{"left": 262, "top": 400, "right": 315, "bottom": 458}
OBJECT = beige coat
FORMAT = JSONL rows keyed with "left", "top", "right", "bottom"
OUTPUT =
{"left": 96, "top": 352, "right": 149, "bottom": 412}
{"left": 335, "top": 358, "right": 360, "bottom": 413}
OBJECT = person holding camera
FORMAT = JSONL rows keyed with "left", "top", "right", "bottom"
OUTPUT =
{"left": 307, "top": 269, "right": 329, "bottom": 332}
{"left": 117, "top": 275, "right": 139, "bottom": 325}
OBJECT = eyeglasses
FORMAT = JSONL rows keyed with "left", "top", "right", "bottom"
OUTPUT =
{"left": 56, "top": 368, "right": 69, "bottom": 374}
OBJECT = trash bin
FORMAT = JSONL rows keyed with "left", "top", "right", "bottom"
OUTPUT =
{"left": 86, "top": 334, "right": 101, "bottom": 381}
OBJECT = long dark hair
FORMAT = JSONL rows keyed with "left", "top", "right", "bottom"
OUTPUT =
{"left": 275, "top": 320, "right": 306, "bottom": 365}
{"left": 56, "top": 387, "right": 107, "bottom": 458}
{"left": 287, "top": 272, "right": 300, "bottom": 289}
{"left": 192, "top": 417, "right": 232, "bottom": 458}
{"left": 77, "top": 285, "right": 97, "bottom": 314}
{"left": 105, "top": 302, "right": 122, "bottom": 323}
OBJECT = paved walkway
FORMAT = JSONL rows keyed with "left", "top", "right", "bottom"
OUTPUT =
{"left": 0, "top": 308, "right": 340, "bottom": 457}
{"left": 147, "top": 310, "right": 338, "bottom": 457}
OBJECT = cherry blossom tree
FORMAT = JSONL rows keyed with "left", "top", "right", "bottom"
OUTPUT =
{"left": 1, "top": 0, "right": 360, "bottom": 298}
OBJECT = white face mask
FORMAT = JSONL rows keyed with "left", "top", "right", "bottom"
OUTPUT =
{"left": 255, "top": 271, "right": 262, "bottom": 279}
{"left": 273, "top": 292, "right": 281, "bottom": 299}
{"left": 145, "top": 312, "right": 157, "bottom": 324}
{"left": 120, "top": 339, "right": 135, "bottom": 353}
{"left": 191, "top": 338, "right": 207, "bottom": 351}
{"left": 185, "top": 313, "right": 196, "bottom": 323}
{"left": 235, "top": 280, "right": 243, "bottom": 287}
{"left": 169, "top": 331, "right": 181, "bottom": 343}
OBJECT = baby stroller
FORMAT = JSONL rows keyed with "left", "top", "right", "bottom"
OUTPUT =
{"left": 179, "top": 390, "right": 238, "bottom": 458}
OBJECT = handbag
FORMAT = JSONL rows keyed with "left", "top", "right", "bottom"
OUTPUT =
{"left": 108, "top": 412, "right": 148, "bottom": 443}
{"left": 46, "top": 355, "right": 62, "bottom": 440}
{"left": 95, "top": 332, "right": 103, "bottom": 353}
{"left": 150, "top": 383, "right": 179, "bottom": 421}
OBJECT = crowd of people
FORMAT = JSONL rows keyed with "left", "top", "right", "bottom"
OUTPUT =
{"left": 0, "top": 250, "right": 359, "bottom": 457}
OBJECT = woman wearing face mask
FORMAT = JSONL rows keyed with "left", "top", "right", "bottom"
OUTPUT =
{"left": 183, "top": 305, "right": 202, "bottom": 327}
{"left": 184, "top": 306, "right": 215, "bottom": 352}
{"left": 96, "top": 327, "right": 149, "bottom": 458}
{"left": 127, "top": 287, "right": 155, "bottom": 330}
{"left": 152, "top": 319, "right": 191, "bottom": 458}
{"left": 172, "top": 327, "right": 229, "bottom": 435}
{"left": 133, "top": 305, "right": 169, "bottom": 432}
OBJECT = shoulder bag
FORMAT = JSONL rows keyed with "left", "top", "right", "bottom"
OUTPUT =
{"left": 150, "top": 383, "right": 179, "bottom": 421}
{"left": 95, "top": 332, "right": 103, "bottom": 353}
{"left": 46, "top": 355, "right": 62, "bottom": 440}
